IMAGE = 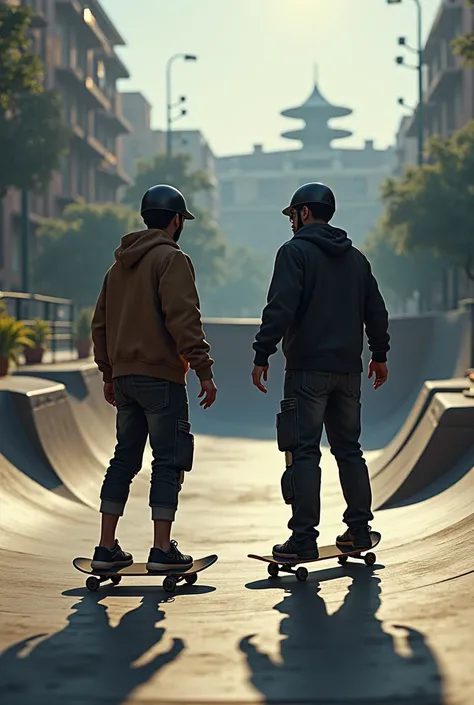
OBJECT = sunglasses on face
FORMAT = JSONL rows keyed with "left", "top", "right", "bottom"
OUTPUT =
{"left": 289, "top": 209, "right": 298, "bottom": 221}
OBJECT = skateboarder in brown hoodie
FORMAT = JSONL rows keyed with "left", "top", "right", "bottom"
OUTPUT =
{"left": 91, "top": 185, "right": 217, "bottom": 571}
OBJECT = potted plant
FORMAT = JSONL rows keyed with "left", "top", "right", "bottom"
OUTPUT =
{"left": 24, "top": 319, "right": 52, "bottom": 365}
{"left": 0, "top": 312, "right": 34, "bottom": 377}
{"left": 74, "top": 308, "right": 94, "bottom": 359}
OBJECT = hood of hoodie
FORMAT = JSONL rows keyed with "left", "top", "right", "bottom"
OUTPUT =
{"left": 114, "top": 229, "right": 179, "bottom": 269}
{"left": 293, "top": 223, "right": 352, "bottom": 257}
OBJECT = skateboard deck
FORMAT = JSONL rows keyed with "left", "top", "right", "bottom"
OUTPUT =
{"left": 73, "top": 554, "right": 218, "bottom": 593}
{"left": 249, "top": 531, "right": 381, "bottom": 581}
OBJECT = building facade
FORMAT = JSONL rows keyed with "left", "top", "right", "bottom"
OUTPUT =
{"left": 0, "top": 0, "right": 131, "bottom": 291}
{"left": 217, "top": 82, "right": 395, "bottom": 254}
{"left": 396, "top": 0, "right": 474, "bottom": 306}
{"left": 403, "top": 0, "right": 473, "bottom": 148}
{"left": 121, "top": 91, "right": 219, "bottom": 220}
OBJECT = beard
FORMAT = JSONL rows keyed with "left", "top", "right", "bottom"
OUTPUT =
{"left": 294, "top": 210, "right": 304, "bottom": 232}
{"left": 173, "top": 217, "right": 184, "bottom": 243}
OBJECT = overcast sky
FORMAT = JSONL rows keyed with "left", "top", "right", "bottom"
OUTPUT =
{"left": 101, "top": 0, "right": 442, "bottom": 156}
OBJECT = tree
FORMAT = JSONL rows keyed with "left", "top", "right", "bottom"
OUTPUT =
{"left": 0, "top": 5, "right": 69, "bottom": 198}
{"left": 203, "top": 246, "right": 273, "bottom": 317}
{"left": 363, "top": 226, "right": 446, "bottom": 314}
{"left": 124, "top": 153, "right": 228, "bottom": 292}
{"left": 452, "top": 1, "right": 474, "bottom": 66}
{"left": 379, "top": 121, "right": 474, "bottom": 282}
{"left": 33, "top": 202, "right": 142, "bottom": 308}
{"left": 0, "top": 4, "right": 42, "bottom": 109}
{"left": 125, "top": 153, "right": 213, "bottom": 209}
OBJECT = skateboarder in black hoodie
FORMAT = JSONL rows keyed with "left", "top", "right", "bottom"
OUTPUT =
{"left": 252, "top": 183, "right": 390, "bottom": 560}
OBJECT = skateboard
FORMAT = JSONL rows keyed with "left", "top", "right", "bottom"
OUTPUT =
{"left": 249, "top": 531, "right": 381, "bottom": 582}
{"left": 73, "top": 554, "right": 218, "bottom": 593}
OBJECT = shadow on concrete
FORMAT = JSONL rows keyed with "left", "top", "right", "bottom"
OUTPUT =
{"left": 0, "top": 585, "right": 213, "bottom": 704}
{"left": 242, "top": 566, "right": 443, "bottom": 704}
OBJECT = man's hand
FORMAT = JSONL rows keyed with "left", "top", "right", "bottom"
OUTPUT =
{"left": 252, "top": 365, "right": 269, "bottom": 394}
{"left": 368, "top": 361, "right": 388, "bottom": 390}
{"left": 103, "top": 382, "right": 116, "bottom": 406}
{"left": 199, "top": 379, "right": 217, "bottom": 409}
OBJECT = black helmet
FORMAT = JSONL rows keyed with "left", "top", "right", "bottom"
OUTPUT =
{"left": 140, "top": 184, "right": 195, "bottom": 220}
{"left": 282, "top": 182, "right": 336, "bottom": 217}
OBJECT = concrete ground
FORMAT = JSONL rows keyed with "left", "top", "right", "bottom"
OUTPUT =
{"left": 1, "top": 427, "right": 473, "bottom": 704}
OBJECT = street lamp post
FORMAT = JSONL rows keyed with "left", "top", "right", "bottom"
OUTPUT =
{"left": 388, "top": 0, "right": 423, "bottom": 166}
{"left": 166, "top": 53, "right": 197, "bottom": 158}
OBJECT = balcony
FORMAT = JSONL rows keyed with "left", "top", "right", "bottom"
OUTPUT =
{"left": 55, "top": 0, "right": 108, "bottom": 52}
{"left": 425, "top": 65, "right": 461, "bottom": 104}
{"left": 84, "top": 76, "right": 110, "bottom": 111}
{"left": 103, "top": 111, "right": 132, "bottom": 135}
{"left": 56, "top": 65, "right": 111, "bottom": 112}
{"left": 55, "top": 0, "right": 84, "bottom": 23}
{"left": 87, "top": 134, "right": 112, "bottom": 160}
{"left": 97, "top": 97, "right": 132, "bottom": 135}
{"left": 98, "top": 161, "right": 132, "bottom": 186}
{"left": 103, "top": 49, "right": 130, "bottom": 80}
{"left": 424, "top": 1, "right": 462, "bottom": 61}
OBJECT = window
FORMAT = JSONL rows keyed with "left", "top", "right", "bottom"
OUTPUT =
{"left": 56, "top": 22, "right": 70, "bottom": 67}
{"left": 96, "top": 60, "right": 106, "bottom": 92}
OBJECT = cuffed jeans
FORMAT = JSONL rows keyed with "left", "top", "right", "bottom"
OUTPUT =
{"left": 100, "top": 375, "right": 194, "bottom": 521}
{"left": 278, "top": 370, "right": 373, "bottom": 541}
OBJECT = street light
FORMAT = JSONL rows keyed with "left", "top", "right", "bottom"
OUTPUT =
{"left": 166, "top": 54, "right": 197, "bottom": 158}
{"left": 387, "top": 0, "right": 423, "bottom": 166}
{"left": 398, "top": 97, "right": 415, "bottom": 113}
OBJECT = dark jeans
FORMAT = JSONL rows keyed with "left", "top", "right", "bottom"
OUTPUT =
{"left": 100, "top": 375, "right": 194, "bottom": 521}
{"left": 278, "top": 370, "right": 373, "bottom": 541}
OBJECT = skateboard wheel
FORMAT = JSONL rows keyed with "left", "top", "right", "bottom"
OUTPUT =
{"left": 185, "top": 573, "right": 197, "bottom": 585}
{"left": 267, "top": 563, "right": 279, "bottom": 578}
{"left": 163, "top": 576, "right": 177, "bottom": 593}
{"left": 111, "top": 576, "right": 122, "bottom": 586}
{"left": 296, "top": 567, "right": 308, "bottom": 582}
{"left": 364, "top": 552, "right": 376, "bottom": 566}
{"left": 338, "top": 556, "right": 348, "bottom": 565}
{"left": 86, "top": 576, "right": 100, "bottom": 592}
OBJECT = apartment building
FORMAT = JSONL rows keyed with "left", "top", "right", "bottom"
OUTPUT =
{"left": 0, "top": 0, "right": 131, "bottom": 290}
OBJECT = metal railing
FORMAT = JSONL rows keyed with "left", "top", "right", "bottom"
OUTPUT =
{"left": 0, "top": 291, "right": 75, "bottom": 363}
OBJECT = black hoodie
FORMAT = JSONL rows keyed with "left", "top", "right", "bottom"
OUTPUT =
{"left": 253, "top": 223, "right": 390, "bottom": 373}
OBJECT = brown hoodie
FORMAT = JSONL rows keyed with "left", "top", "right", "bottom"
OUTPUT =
{"left": 92, "top": 229, "right": 214, "bottom": 385}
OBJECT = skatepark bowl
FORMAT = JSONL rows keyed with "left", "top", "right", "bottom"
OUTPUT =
{"left": 1, "top": 309, "right": 474, "bottom": 705}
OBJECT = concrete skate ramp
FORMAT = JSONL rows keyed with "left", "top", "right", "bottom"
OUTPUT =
{"left": 372, "top": 391, "right": 474, "bottom": 509}
{"left": 1, "top": 420, "right": 474, "bottom": 703}
{"left": 369, "top": 377, "right": 470, "bottom": 479}
{"left": 0, "top": 376, "right": 104, "bottom": 507}
{"left": 15, "top": 361, "right": 116, "bottom": 465}
{"left": 0, "top": 377, "right": 77, "bottom": 500}
{"left": 187, "top": 309, "right": 470, "bottom": 447}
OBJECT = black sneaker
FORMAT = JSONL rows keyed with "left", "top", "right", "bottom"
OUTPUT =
{"left": 91, "top": 540, "right": 133, "bottom": 570}
{"left": 336, "top": 525, "right": 372, "bottom": 550}
{"left": 146, "top": 540, "right": 193, "bottom": 571}
{"left": 273, "top": 536, "right": 319, "bottom": 560}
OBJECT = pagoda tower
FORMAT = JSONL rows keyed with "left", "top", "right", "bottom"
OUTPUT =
{"left": 281, "top": 82, "right": 352, "bottom": 150}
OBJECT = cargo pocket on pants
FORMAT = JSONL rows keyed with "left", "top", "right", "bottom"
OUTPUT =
{"left": 276, "top": 398, "right": 298, "bottom": 505}
{"left": 175, "top": 419, "right": 194, "bottom": 473}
